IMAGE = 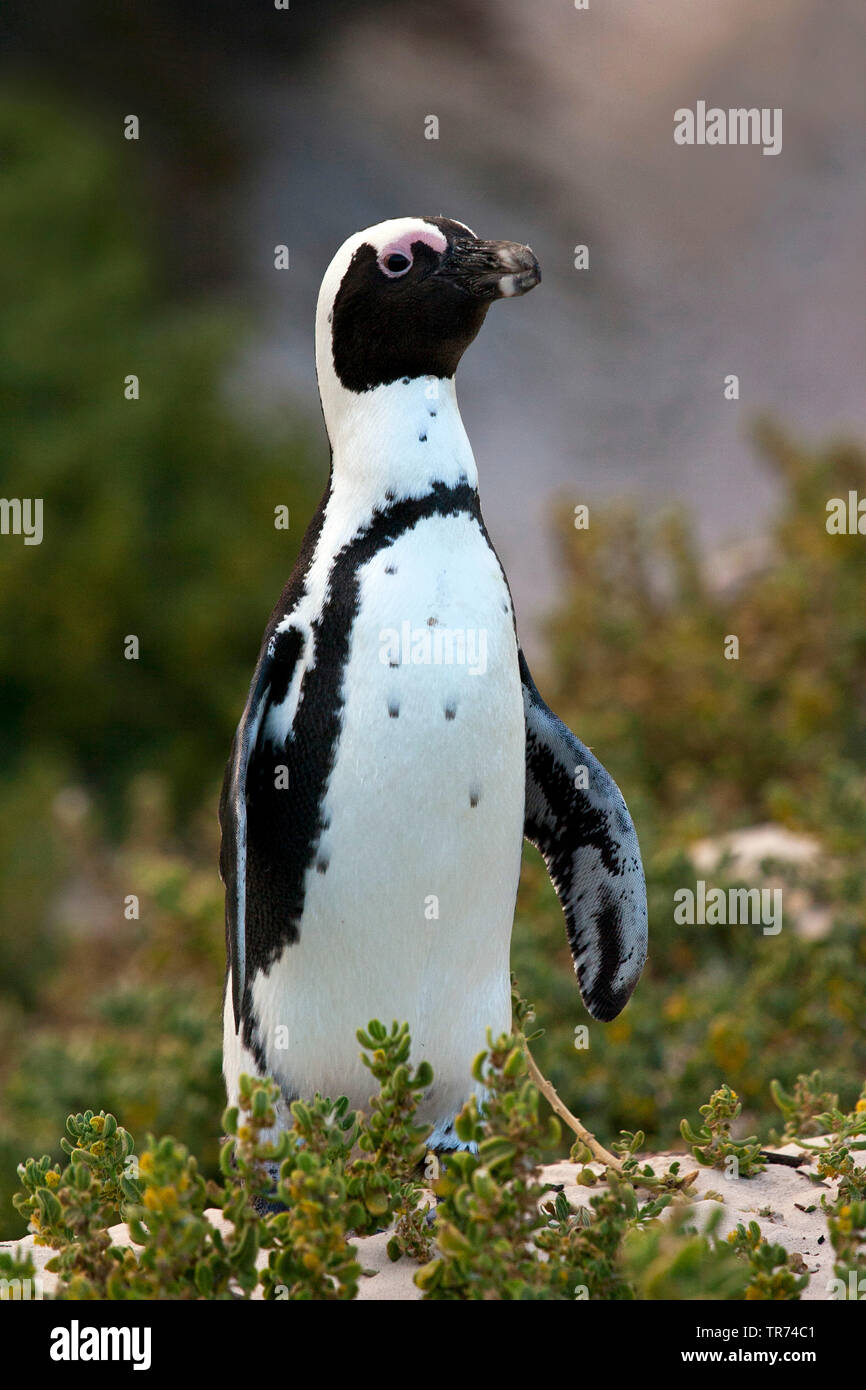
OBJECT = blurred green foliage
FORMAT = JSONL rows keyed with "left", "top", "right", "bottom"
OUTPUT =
{"left": 543, "top": 421, "right": 866, "bottom": 837}
{"left": 514, "top": 424, "right": 866, "bottom": 1150}
{"left": 0, "top": 91, "right": 321, "bottom": 819}
{"left": 0, "top": 776, "right": 224, "bottom": 1239}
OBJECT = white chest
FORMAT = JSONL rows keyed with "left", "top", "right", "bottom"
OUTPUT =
{"left": 249, "top": 511, "right": 526, "bottom": 1127}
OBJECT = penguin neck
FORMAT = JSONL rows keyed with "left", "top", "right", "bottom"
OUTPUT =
{"left": 322, "top": 375, "right": 479, "bottom": 516}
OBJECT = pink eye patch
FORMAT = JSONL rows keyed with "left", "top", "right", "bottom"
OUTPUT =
{"left": 377, "top": 225, "right": 447, "bottom": 276}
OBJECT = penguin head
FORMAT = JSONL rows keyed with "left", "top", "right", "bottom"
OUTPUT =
{"left": 316, "top": 216, "right": 540, "bottom": 400}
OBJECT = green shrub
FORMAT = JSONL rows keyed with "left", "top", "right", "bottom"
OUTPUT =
{"left": 680, "top": 1084, "right": 766, "bottom": 1176}
{"left": 11, "top": 1012, "right": 866, "bottom": 1300}
{"left": 11, "top": 1020, "right": 434, "bottom": 1300}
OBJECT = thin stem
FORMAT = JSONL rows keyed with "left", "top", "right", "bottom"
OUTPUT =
{"left": 523, "top": 1043, "right": 623, "bottom": 1172}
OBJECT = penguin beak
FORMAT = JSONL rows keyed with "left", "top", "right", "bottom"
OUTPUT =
{"left": 439, "top": 238, "right": 541, "bottom": 301}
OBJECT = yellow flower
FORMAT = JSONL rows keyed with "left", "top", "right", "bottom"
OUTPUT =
{"left": 608, "top": 1018, "right": 631, "bottom": 1043}
{"left": 44, "top": 1170, "right": 60, "bottom": 1188}
{"left": 855, "top": 1099, "right": 866, "bottom": 1114}
{"left": 142, "top": 1185, "right": 177, "bottom": 1212}
{"left": 836, "top": 1205, "right": 853, "bottom": 1234}
{"left": 663, "top": 994, "right": 687, "bottom": 1022}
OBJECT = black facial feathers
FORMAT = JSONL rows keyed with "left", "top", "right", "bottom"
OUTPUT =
{"left": 330, "top": 219, "right": 492, "bottom": 392}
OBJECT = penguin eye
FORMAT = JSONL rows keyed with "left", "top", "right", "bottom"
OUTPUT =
{"left": 379, "top": 250, "right": 413, "bottom": 278}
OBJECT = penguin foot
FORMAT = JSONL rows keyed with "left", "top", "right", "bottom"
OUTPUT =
{"left": 249, "top": 1159, "right": 284, "bottom": 1215}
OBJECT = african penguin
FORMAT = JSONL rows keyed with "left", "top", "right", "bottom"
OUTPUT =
{"left": 220, "top": 215, "right": 648, "bottom": 1151}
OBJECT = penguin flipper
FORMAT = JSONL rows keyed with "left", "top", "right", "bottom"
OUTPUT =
{"left": 219, "top": 624, "right": 307, "bottom": 1032}
{"left": 519, "top": 650, "right": 647, "bottom": 1021}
